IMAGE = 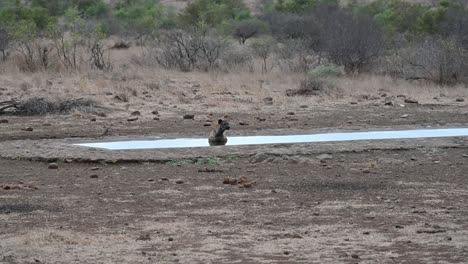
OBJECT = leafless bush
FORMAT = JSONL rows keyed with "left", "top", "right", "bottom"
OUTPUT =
{"left": 276, "top": 39, "right": 311, "bottom": 72}
{"left": 387, "top": 36, "right": 468, "bottom": 85}
{"left": 318, "top": 9, "right": 385, "bottom": 73}
{"left": 88, "top": 43, "right": 112, "bottom": 71}
{"left": 286, "top": 77, "right": 335, "bottom": 97}
{"left": 220, "top": 45, "right": 254, "bottom": 72}
{"left": 250, "top": 37, "right": 275, "bottom": 73}
{"left": 155, "top": 29, "right": 228, "bottom": 71}
{"left": 0, "top": 28, "right": 9, "bottom": 61}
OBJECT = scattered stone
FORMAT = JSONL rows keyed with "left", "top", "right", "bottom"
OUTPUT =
{"left": 175, "top": 179, "right": 184, "bottom": 184}
{"left": 203, "top": 123, "right": 211, "bottom": 126}
{"left": 462, "top": 154, "right": 468, "bottom": 158}
{"left": 21, "top": 127, "right": 34, "bottom": 132}
{"left": 223, "top": 178, "right": 231, "bottom": 184}
{"left": 229, "top": 178, "right": 238, "bottom": 185}
{"left": 90, "top": 118, "right": 96, "bottom": 122}
{"left": 263, "top": 97, "right": 273, "bottom": 102}
{"left": 131, "top": 111, "right": 141, "bottom": 116}
{"left": 395, "top": 225, "right": 404, "bottom": 229}
{"left": 91, "top": 167, "right": 100, "bottom": 171}
{"left": 46, "top": 80, "right": 53, "bottom": 86}
{"left": 256, "top": 117, "right": 266, "bottom": 121}
{"left": 416, "top": 229, "right": 446, "bottom": 234}
{"left": 410, "top": 156, "right": 417, "bottom": 161}
{"left": 351, "top": 254, "right": 360, "bottom": 259}
{"left": 168, "top": 237, "right": 174, "bottom": 242}
{"left": 136, "top": 234, "right": 151, "bottom": 241}
{"left": 153, "top": 117, "right": 160, "bottom": 121}
{"left": 239, "top": 121, "right": 248, "bottom": 126}
{"left": 161, "top": 177, "right": 169, "bottom": 181}
{"left": 198, "top": 168, "right": 224, "bottom": 173}
{"left": 287, "top": 112, "right": 295, "bottom": 115}
{"left": 404, "top": 98, "right": 418, "bottom": 104}
{"left": 90, "top": 174, "right": 98, "bottom": 178}
{"left": 455, "top": 98, "right": 464, "bottom": 102}
{"left": 446, "top": 236, "right": 452, "bottom": 241}
{"left": 400, "top": 114, "right": 409, "bottom": 118}
{"left": 362, "top": 169, "right": 371, "bottom": 174}
{"left": 48, "top": 163, "right": 59, "bottom": 169}
{"left": 147, "top": 178, "right": 155, "bottom": 182}
{"left": 0, "top": 119, "right": 8, "bottom": 124}
{"left": 42, "top": 123, "right": 52, "bottom": 126}
{"left": 350, "top": 101, "right": 358, "bottom": 105}
{"left": 434, "top": 160, "right": 441, "bottom": 164}
{"left": 412, "top": 209, "right": 426, "bottom": 214}
{"left": 316, "top": 154, "right": 333, "bottom": 161}
{"left": 183, "top": 114, "right": 195, "bottom": 120}
{"left": 151, "top": 110, "right": 159, "bottom": 115}
{"left": 362, "top": 231, "right": 370, "bottom": 235}
{"left": 300, "top": 105, "right": 308, "bottom": 108}
{"left": 127, "top": 117, "right": 138, "bottom": 122}
{"left": 283, "top": 250, "right": 291, "bottom": 255}
{"left": 384, "top": 101, "right": 393, "bottom": 106}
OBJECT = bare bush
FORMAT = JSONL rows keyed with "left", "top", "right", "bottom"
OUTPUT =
{"left": 276, "top": 39, "right": 311, "bottom": 72}
{"left": 286, "top": 77, "right": 336, "bottom": 97}
{"left": 231, "top": 19, "right": 265, "bottom": 44}
{"left": 0, "top": 28, "right": 9, "bottom": 61}
{"left": 389, "top": 36, "right": 468, "bottom": 85}
{"left": 220, "top": 45, "right": 254, "bottom": 72}
{"left": 318, "top": 9, "right": 385, "bottom": 73}
{"left": 250, "top": 37, "right": 275, "bottom": 73}
{"left": 155, "top": 29, "right": 228, "bottom": 71}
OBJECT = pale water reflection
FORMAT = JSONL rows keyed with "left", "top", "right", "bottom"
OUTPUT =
{"left": 74, "top": 128, "right": 468, "bottom": 150}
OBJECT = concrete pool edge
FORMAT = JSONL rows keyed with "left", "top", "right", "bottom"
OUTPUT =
{"left": 74, "top": 127, "right": 468, "bottom": 150}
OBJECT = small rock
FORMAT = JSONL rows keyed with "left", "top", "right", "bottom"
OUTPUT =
{"left": 46, "top": 80, "right": 53, "bottom": 86}
{"left": 48, "top": 163, "right": 59, "bottom": 169}
{"left": 362, "top": 231, "right": 370, "bottom": 235}
{"left": 416, "top": 229, "right": 446, "bottom": 234}
{"left": 91, "top": 167, "right": 100, "bottom": 171}
{"left": 0, "top": 119, "right": 8, "bottom": 124}
{"left": 203, "top": 123, "right": 211, "bottom": 126}
{"left": 22, "top": 127, "right": 34, "bottom": 131}
{"left": 175, "top": 179, "right": 184, "bottom": 184}
{"left": 229, "top": 178, "right": 238, "bottom": 185}
{"left": 136, "top": 234, "right": 151, "bottom": 241}
{"left": 395, "top": 225, "right": 404, "bottom": 229}
{"left": 300, "top": 105, "right": 308, "bottom": 108}
{"left": 350, "top": 101, "right": 358, "bottom": 105}
{"left": 404, "top": 98, "right": 418, "bottom": 104}
{"left": 400, "top": 114, "right": 409, "bottom": 118}
{"left": 283, "top": 250, "right": 291, "bottom": 255}
{"left": 153, "top": 117, "right": 160, "bottom": 121}
{"left": 90, "top": 118, "right": 96, "bottom": 122}
{"left": 239, "top": 122, "right": 248, "bottom": 126}
{"left": 90, "top": 174, "right": 98, "bottom": 178}
{"left": 131, "top": 111, "right": 141, "bottom": 116}
{"left": 287, "top": 112, "right": 295, "bottom": 115}
{"left": 351, "top": 254, "right": 360, "bottom": 259}
{"left": 127, "top": 117, "right": 138, "bottom": 122}
{"left": 161, "top": 177, "right": 169, "bottom": 181}
{"left": 147, "top": 178, "right": 155, "bottom": 182}
{"left": 384, "top": 101, "right": 393, "bottom": 106}
{"left": 151, "top": 110, "right": 159, "bottom": 115}
{"left": 42, "top": 123, "right": 52, "bottom": 126}
{"left": 183, "top": 114, "right": 194, "bottom": 120}
{"left": 362, "top": 169, "right": 371, "bottom": 174}
{"left": 263, "top": 97, "right": 273, "bottom": 102}
{"left": 168, "top": 237, "right": 174, "bottom": 242}
{"left": 455, "top": 98, "right": 464, "bottom": 102}
{"left": 265, "top": 101, "right": 273, "bottom": 105}
{"left": 410, "top": 156, "right": 417, "bottom": 161}
{"left": 316, "top": 154, "right": 333, "bottom": 161}
{"left": 223, "top": 178, "right": 231, "bottom": 184}
{"left": 446, "top": 236, "right": 452, "bottom": 241}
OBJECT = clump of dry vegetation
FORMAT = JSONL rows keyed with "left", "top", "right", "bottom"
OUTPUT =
{"left": 0, "top": 97, "right": 100, "bottom": 115}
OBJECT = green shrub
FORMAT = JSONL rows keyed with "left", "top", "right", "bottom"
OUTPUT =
{"left": 179, "top": 0, "right": 251, "bottom": 27}
{"left": 308, "top": 63, "right": 344, "bottom": 78}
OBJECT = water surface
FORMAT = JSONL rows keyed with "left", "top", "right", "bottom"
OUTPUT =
{"left": 74, "top": 128, "right": 468, "bottom": 150}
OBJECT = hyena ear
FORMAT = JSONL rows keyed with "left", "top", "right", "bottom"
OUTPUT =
{"left": 218, "top": 119, "right": 223, "bottom": 124}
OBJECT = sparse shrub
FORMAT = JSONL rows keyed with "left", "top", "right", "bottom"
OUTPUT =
{"left": 287, "top": 75, "right": 336, "bottom": 96}
{"left": 111, "top": 41, "right": 131, "bottom": 49}
{"left": 155, "top": 28, "right": 229, "bottom": 71}
{"left": 388, "top": 36, "right": 468, "bottom": 85}
{"left": 0, "top": 28, "right": 9, "bottom": 61}
{"left": 220, "top": 45, "right": 254, "bottom": 71}
{"left": 275, "top": 39, "right": 311, "bottom": 72}
{"left": 309, "top": 63, "right": 344, "bottom": 78}
{"left": 250, "top": 37, "right": 275, "bottom": 73}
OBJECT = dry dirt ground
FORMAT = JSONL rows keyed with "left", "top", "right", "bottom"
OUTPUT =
{"left": 1, "top": 101, "right": 468, "bottom": 264}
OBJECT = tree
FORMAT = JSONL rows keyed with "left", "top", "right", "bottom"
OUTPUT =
{"left": 179, "top": 0, "right": 250, "bottom": 27}
{"left": 230, "top": 19, "right": 266, "bottom": 44}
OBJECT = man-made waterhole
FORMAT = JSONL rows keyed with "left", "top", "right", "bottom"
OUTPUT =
{"left": 74, "top": 128, "right": 468, "bottom": 150}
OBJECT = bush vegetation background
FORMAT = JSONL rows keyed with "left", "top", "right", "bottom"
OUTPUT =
{"left": 1, "top": 0, "right": 468, "bottom": 91}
